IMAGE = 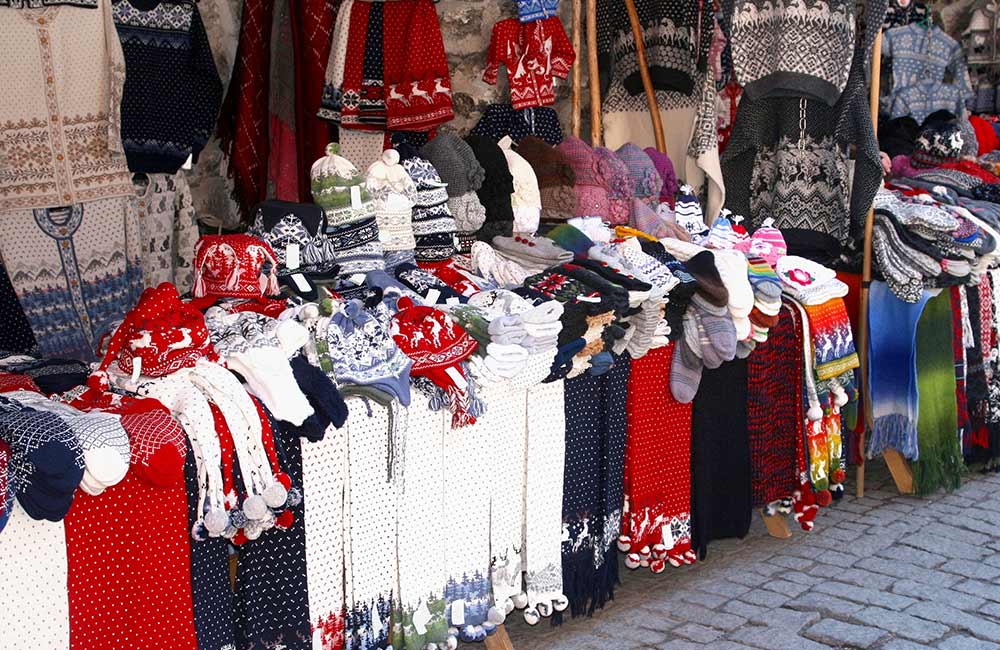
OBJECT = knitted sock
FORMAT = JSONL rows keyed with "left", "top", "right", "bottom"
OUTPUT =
{"left": 669, "top": 340, "right": 703, "bottom": 403}
{"left": 683, "top": 252, "right": 729, "bottom": 307}
{"left": 697, "top": 311, "right": 737, "bottom": 361}
{"left": 791, "top": 475, "right": 818, "bottom": 532}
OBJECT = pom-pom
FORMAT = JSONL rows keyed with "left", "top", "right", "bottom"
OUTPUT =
{"left": 522, "top": 608, "right": 540, "bottom": 626}
{"left": 263, "top": 482, "right": 288, "bottom": 508}
{"left": 617, "top": 534, "right": 632, "bottom": 552}
{"left": 245, "top": 522, "right": 263, "bottom": 541}
{"left": 222, "top": 525, "right": 238, "bottom": 539}
{"left": 831, "top": 468, "right": 846, "bottom": 484}
{"left": 512, "top": 592, "right": 528, "bottom": 610}
{"left": 816, "top": 489, "right": 833, "bottom": 507}
{"left": 536, "top": 601, "right": 551, "bottom": 618}
{"left": 204, "top": 508, "right": 230, "bottom": 534}
{"left": 553, "top": 596, "right": 568, "bottom": 612}
{"left": 625, "top": 553, "right": 642, "bottom": 570}
{"left": 285, "top": 487, "right": 303, "bottom": 508}
{"left": 243, "top": 495, "right": 269, "bottom": 520}
{"left": 275, "top": 510, "right": 295, "bottom": 530}
{"left": 232, "top": 530, "right": 249, "bottom": 546}
{"left": 650, "top": 558, "right": 666, "bottom": 574}
{"left": 229, "top": 509, "right": 249, "bottom": 528}
{"left": 446, "top": 635, "right": 458, "bottom": 650}
{"left": 487, "top": 606, "right": 505, "bottom": 625}
{"left": 807, "top": 404, "right": 823, "bottom": 421}
{"left": 191, "top": 521, "right": 208, "bottom": 542}
{"left": 651, "top": 543, "right": 668, "bottom": 560}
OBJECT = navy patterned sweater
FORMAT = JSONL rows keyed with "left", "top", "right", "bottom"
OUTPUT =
{"left": 113, "top": 0, "right": 223, "bottom": 174}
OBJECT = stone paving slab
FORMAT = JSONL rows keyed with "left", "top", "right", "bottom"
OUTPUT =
{"left": 505, "top": 460, "right": 1000, "bottom": 650}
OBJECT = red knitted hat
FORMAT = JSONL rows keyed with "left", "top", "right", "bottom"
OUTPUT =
{"left": 193, "top": 234, "right": 281, "bottom": 300}
{"left": 391, "top": 298, "right": 478, "bottom": 426}
{"left": 89, "top": 283, "right": 217, "bottom": 390}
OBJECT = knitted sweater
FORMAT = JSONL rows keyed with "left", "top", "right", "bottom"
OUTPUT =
{"left": 113, "top": 0, "right": 223, "bottom": 174}
{"left": 728, "top": 0, "right": 856, "bottom": 105}
{"left": 882, "top": 24, "right": 973, "bottom": 121}
{"left": 484, "top": 17, "right": 575, "bottom": 110}
{"left": 0, "top": 0, "right": 133, "bottom": 210}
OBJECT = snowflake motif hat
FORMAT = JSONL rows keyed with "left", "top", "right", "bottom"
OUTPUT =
{"left": 193, "top": 234, "right": 282, "bottom": 300}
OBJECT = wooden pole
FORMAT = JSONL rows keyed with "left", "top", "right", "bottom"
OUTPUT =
{"left": 623, "top": 0, "right": 666, "bottom": 152}
{"left": 586, "top": 0, "right": 601, "bottom": 146}
{"left": 571, "top": 0, "right": 582, "bottom": 139}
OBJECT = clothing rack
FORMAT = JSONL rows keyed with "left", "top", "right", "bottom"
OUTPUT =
{"left": 857, "top": 28, "right": 916, "bottom": 498}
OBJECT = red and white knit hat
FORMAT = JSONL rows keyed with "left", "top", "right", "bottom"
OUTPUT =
{"left": 193, "top": 234, "right": 281, "bottom": 300}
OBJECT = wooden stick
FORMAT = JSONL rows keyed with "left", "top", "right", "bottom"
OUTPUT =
{"left": 882, "top": 448, "right": 915, "bottom": 495}
{"left": 586, "top": 0, "right": 601, "bottom": 146}
{"left": 623, "top": 0, "right": 666, "bottom": 152}
{"left": 856, "top": 29, "right": 883, "bottom": 499}
{"left": 571, "top": 0, "right": 582, "bottom": 139}
{"left": 485, "top": 625, "right": 515, "bottom": 650}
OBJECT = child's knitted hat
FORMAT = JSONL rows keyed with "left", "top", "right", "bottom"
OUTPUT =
{"left": 500, "top": 136, "right": 542, "bottom": 234}
{"left": 674, "top": 185, "right": 709, "bottom": 236}
{"left": 734, "top": 217, "right": 788, "bottom": 267}
{"left": 517, "top": 136, "right": 577, "bottom": 221}
{"left": 517, "top": 0, "right": 559, "bottom": 22}
{"left": 644, "top": 147, "right": 678, "bottom": 205}
{"left": 421, "top": 133, "right": 486, "bottom": 197}
{"left": 311, "top": 143, "right": 376, "bottom": 227}
{"left": 616, "top": 143, "right": 663, "bottom": 209}
{"left": 595, "top": 146, "right": 634, "bottom": 226}
{"left": 558, "top": 136, "right": 611, "bottom": 220}
{"left": 911, "top": 122, "right": 964, "bottom": 168}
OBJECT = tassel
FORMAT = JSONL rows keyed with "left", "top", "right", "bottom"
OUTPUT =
{"left": 267, "top": 269, "right": 280, "bottom": 296}
{"left": 193, "top": 271, "right": 206, "bottom": 298}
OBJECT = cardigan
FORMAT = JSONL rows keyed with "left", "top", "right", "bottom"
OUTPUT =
{"left": 484, "top": 17, "right": 575, "bottom": 111}
{"left": 112, "top": 0, "right": 223, "bottom": 174}
{"left": 0, "top": 0, "right": 133, "bottom": 211}
{"left": 882, "top": 24, "right": 973, "bottom": 120}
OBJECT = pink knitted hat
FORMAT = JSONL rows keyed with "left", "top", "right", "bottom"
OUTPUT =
{"left": 734, "top": 218, "right": 788, "bottom": 267}
{"left": 558, "top": 136, "right": 611, "bottom": 220}
{"left": 595, "top": 146, "right": 634, "bottom": 226}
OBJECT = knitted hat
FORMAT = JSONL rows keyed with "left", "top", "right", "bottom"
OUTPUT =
{"left": 776, "top": 256, "right": 848, "bottom": 305}
{"left": 325, "top": 299, "right": 413, "bottom": 405}
{"left": 674, "top": 185, "right": 708, "bottom": 236}
{"left": 470, "top": 103, "right": 564, "bottom": 145}
{"left": 421, "top": 133, "right": 485, "bottom": 197}
{"left": 911, "top": 123, "right": 964, "bottom": 168}
{"left": 414, "top": 232, "right": 457, "bottom": 263}
{"left": 558, "top": 136, "right": 611, "bottom": 219}
{"left": 391, "top": 298, "right": 479, "bottom": 427}
{"left": 89, "top": 283, "right": 216, "bottom": 391}
{"left": 500, "top": 136, "right": 542, "bottom": 234}
{"left": 394, "top": 262, "right": 466, "bottom": 304}
{"left": 465, "top": 134, "right": 516, "bottom": 242}
{"left": 247, "top": 200, "right": 339, "bottom": 298}
{"left": 595, "top": 146, "right": 634, "bottom": 226}
{"left": 644, "top": 147, "right": 678, "bottom": 205}
{"left": 545, "top": 223, "right": 594, "bottom": 259}
{"left": 366, "top": 149, "right": 419, "bottom": 253}
{"left": 616, "top": 143, "right": 663, "bottom": 209}
{"left": 326, "top": 216, "right": 386, "bottom": 277}
{"left": 517, "top": 136, "right": 577, "bottom": 221}
{"left": 734, "top": 218, "right": 788, "bottom": 267}
{"left": 311, "top": 143, "right": 376, "bottom": 227}
{"left": 448, "top": 192, "right": 488, "bottom": 234}
{"left": 193, "top": 234, "right": 281, "bottom": 300}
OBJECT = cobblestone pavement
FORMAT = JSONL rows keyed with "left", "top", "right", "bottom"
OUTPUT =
{"left": 506, "top": 460, "right": 1000, "bottom": 650}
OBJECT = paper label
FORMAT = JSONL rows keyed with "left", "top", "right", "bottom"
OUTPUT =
{"left": 445, "top": 297, "right": 460, "bottom": 306}
{"left": 412, "top": 600, "right": 432, "bottom": 635}
{"left": 291, "top": 273, "right": 311, "bottom": 293}
{"left": 349, "top": 273, "right": 367, "bottom": 285}
{"left": 350, "top": 185, "right": 363, "bottom": 210}
{"left": 182, "top": 154, "right": 193, "bottom": 170}
{"left": 285, "top": 243, "right": 301, "bottom": 270}
{"left": 450, "top": 600, "right": 465, "bottom": 626}
{"left": 424, "top": 288, "right": 441, "bottom": 305}
{"left": 445, "top": 366, "right": 468, "bottom": 391}
{"left": 661, "top": 523, "right": 675, "bottom": 549}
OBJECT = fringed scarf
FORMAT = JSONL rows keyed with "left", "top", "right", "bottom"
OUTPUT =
{"left": 558, "top": 354, "right": 631, "bottom": 620}
{"left": 913, "top": 290, "right": 965, "bottom": 495}
{"left": 621, "top": 344, "right": 694, "bottom": 568}
{"left": 690, "top": 358, "right": 751, "bottom": 559}
{"left": 219, "top": 0, "right": 338, "bottom": 218}
{"left": 866, "top": 281, "right": 931, "bottom": 460}
{"left": 394, "top": 399, "right": 451, "bottom": 650}
{"left": 747, "top": 306, "right": 803, "bottom": 508}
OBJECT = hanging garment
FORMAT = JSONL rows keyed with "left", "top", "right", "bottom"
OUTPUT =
{"left": 112, "top": 0, "right": 223, "bottom": 174}
{"left": 0, "top": 196, "right": 143, "bottom": 361}
{"left": 0, "top": 0, "right": 133, "bottom": 211}
{"left": 134, "top": 173, "right": 199, "bottom": 292}
{"left": 0, "top": 265, "right": 36, "bottom": 354}
{"left": 690, "top": 358, "right": 751, "bottom": 559}
{"left": 866, "top": 282, "right": 931, "bottom": 460}
{"left": 483, "top": 17, "right": 575, "bottom": 110}
{"left": 747, "top": 303, "right": 803, "bottom": 508}
{"left": 912, "top": 290, "right": 963, "bottom": 495}
{"left": 622, "top": 344, "right": 694, "bottom": 567}
{"left": 882, "top": 24, "right": 973, "bottom": 122}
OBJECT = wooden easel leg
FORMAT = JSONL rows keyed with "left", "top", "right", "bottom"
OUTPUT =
{"left": 759, "top": 509, "right": 792, "bottom": 539}
{"left": 856, "top": 464, "right": 865, "bottom": 499}
{"left": 882, "top": 449, "right": 915, "bottom": 494}
{"left": 485, "top": 624, "right": 515, "bottom": 650}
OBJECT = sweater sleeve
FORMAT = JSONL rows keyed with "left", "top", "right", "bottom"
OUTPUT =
{"left": 483, "top": 22, "right": 504, "bottom": 85}
{"left": 548, "top": 19, "right": 575, "bottom": 79}
{"left": 947, "top": 41, "right": 974, "bottom": 104}
{"left": 189, "top": 7, "right": 224, "bottom": 163}
{"left": 104, "top": 0, "right": 126, "bottom": 155}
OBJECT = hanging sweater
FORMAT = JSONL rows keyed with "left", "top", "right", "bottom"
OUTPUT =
{"left": 112, "top": 0, "right": 223, "bottom": 174}
{"left": 484, "top": 17, "right": 575, "bottom": 111}
{"left": 882, "top": 24, "right": 973, "bottom": 121}
{"left": 728, "top": 0, "right": 856, "bottom": 105}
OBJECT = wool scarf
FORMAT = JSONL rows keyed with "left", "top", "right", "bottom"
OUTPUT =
{"left": 912, "top": 291, "right": 965, "bottom": 495}
{"left": 747, "top": 304, "right": 803, "bottom": 508}
{"left": 691, "top": 359, "right": 751, "bottom": 559}
{"left": 621, "top": 345, "right": 694, "bottom": 567}
{"left": 219, "top": 0, "right": 339, "bottom": 217}
{"left": 949, "top": 286, "right": 972, "bottom": 453}
{"left": 866, "top": 281, "right": 931, "bottom": 460}
{"left": 986, "top": 270, "right": 1000, "bottom": 467}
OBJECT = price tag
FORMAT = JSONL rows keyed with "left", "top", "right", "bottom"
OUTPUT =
{"left": 661, "top": 523, "right": 675, "bottom": 549}
{"left": 445, "top": 366, "right": 468, "bottom": 390}
{"left": 445, "top": 297, "right": 460, "bottom": 306}
{"left": 182, "top": 154, "right": 193, "bottom": 170}
{"left": 285, "top": 243, "right": 301, "bottom": 270}
{"left": 350, "top": 185, "right": 363, "bottom": 210}
{"left": 412, "top": 601, "right": 432, "bottom": 635}
{"left": 290, "top": 273, "right": 311, "bottom": 293}
{"left": 424, "top": 288, "right": 441, "bottom": 305}
{"left": 349, "top": 273, "right": 367, "bottom": 285}
{"left": 451, "top": 600, "right": 465, "bottom": 626}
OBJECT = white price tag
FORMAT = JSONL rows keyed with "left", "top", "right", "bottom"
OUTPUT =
{"left": 349, "top": 273, "right": 367, "bottom": 285}
{"left": 291, "top": 273, "right": 311, "bottom": 293}
{"left": 285, "top": 243, "right": 301, "bottom": 270}
{"left": 350, "top": 185, "right": 363, "bottom": 210}
{"left": 451, "top": 600, "right": 465, "bottom": 626}
{"left": 412, "top": 600, "right": 432, "bottom": 635}
{"left": 182, "top": 154, "right": 193, "bottom": 170}
{"left": 445, "top": 366, "right": 468, "bottom": 390}
{"left": 445, "top": 297, "right": 460, "bottom": 306}
{"left": 424, "top": 288, "right": 441, "bottom": 305}
{"left": 661, "top": 523, "right": 675, "bottom": 549}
